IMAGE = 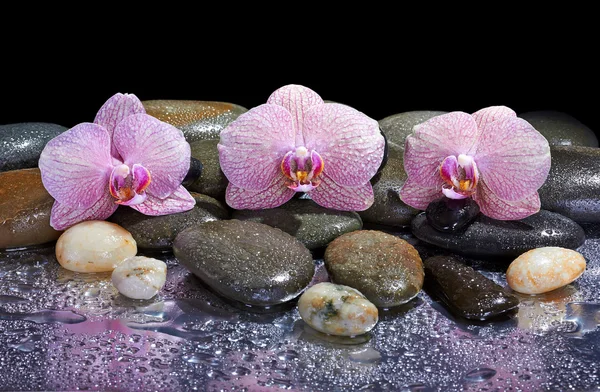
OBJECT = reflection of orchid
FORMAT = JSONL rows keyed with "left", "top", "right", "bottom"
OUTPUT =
{"left": 218, "top": 84, "right": 385, "bottom": 211}
{"left": 400, "top": 106, "right": 551, "bottom": 220}
{"left": 39, "top": 93, "right": 195, "bottom": 230}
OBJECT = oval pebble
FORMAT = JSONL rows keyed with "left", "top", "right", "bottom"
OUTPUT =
{"left": 55, "top": 221, "right": 137, "bottom": 272}
{"left": 298, "top": 282, "right": 378, "bottom": 337}
{"left": 112, "top": 256, "right": 167, "bottom": 299}
{"left": 506, "top": 247, "right": 586, "bottom": 294}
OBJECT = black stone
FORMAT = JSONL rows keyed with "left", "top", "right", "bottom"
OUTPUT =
{"left": 425, "top": 197, "right": 480, "bottom": 232}
{"left": 378, "top": 110, "right": 447, "bottom": 149}
{"left": 182, "top": 157, "right": 203, "bottom": 188}
{"left": 520, "top": 111, "right": 598, "bottom": 148}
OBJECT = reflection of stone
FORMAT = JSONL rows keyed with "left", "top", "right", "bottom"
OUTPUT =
{"left": 563, "top": 302, "right": 600, "bottom": 337}
{"left": 515, "top": 285, "right": 582, "bottom": 331}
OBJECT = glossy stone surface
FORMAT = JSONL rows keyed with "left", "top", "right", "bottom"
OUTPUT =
{"left": 324, "top": 230, "right": 424, "bottom": 307}
{"left": 378, "top": 110, "right": 447, "bottom": 149}
{"left": 424, "top": 255, "right": 519, "bottom": 320}
{"left": 412, "top": 209, "right": 585, "bottom": 258}
{"left": 0, "top": 168, "right": 61, "bottom": 249}
{"left": 111, "top": 256, "right": 168, "bottom": 300}
{"left": 426, "top": 197, "right": 480, "bottom": 232}
{"left": 520, "top": 110, "right": 598, "bottom": 147}
{"left": 538, "top": 146, "right": 600, "bottom": 223}
{"left": 181, "top": 157, "right": 203, "bottom": 188}
{"left": 187, "top": 139, "right": 228, "bottom": 201}
{"left": 173, "top": 220, "right": 314, "bottom": 306}
{"left": 232, "top": 199, "right": 362, "bottom": 250}
{"left": 143, "top": 100, "right": 247, "bottom": 142}
{"left": 0, "top": 122, "right": 67, "bottom": 172}
{"left": 108, "top": 193, "right": 229, "bottom": 250}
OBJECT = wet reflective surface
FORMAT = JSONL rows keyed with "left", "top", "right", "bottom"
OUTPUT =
{"left": 1, "top": 230, "right": 600, "bottom": 391}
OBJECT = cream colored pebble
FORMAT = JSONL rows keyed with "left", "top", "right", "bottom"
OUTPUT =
{"left": 111, "top": 256, "right": 167, "bottom": 299}
{"left": 506, "top": 247, "right": 586, "bottom": 295}
{"left": 55, "top": 220, "right": 137, "bottom": 273}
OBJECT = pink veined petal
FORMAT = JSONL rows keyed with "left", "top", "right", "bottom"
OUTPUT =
{"left": 218, "top": 104, "right": 295, "bottom": 190}
{"left": 113, "top": 114, "right": 190, "bottom": 199}
{"left": 39, "top": 122, "right": 114, "bottom": 209}
{"left": 94, "top": 93, "right": 146, "bottom": 159}
{"left": 472, "top": 105, "right": 516, "bottom": 130}
{"left": 473, "top": 179, "right": 541, "bottom": 220}
{"left": 474, "top": 116, "right": 551, "bottom": 202}
{"left": 303, "top": 103, "right": 384, "bottom": 187}
{"left": 309, "top": 173, "right": 374, "bottom": 211}
{"left": 129, "top": 185, "right": 196, "bottom": 216}
{"left": 50, "top": 194, "right": 118, "bottom": 231}
{"left": 267, "top": 84, "right": 324, "bottom": 146}
{"left": 399, "top": 176, "right": 443, "bottom": 210}
{"left": 404, "top": 112, "right": 479, "bottom": 188}
{"left": 225, "top": 174, "right": 295, "bottom": 210}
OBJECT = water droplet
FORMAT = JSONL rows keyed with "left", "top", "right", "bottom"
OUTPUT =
{"left": 463, "top": 367, "right": 497, "bottom": 382}
{"left": 276, "top": 349, "right": 299, "bottom": 361}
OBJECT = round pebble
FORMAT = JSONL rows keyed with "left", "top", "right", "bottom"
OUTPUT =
{"left": 298, "top": 282, "right": 378, "bottom": 337}
{"left": 55, "top": 221, "right": 137, "bottom": 272}
{"left": 112, "top": 256, "right": 167, "bottom": 299}
{"left": 506, "top": 247, "right": 586, "bottom": 294}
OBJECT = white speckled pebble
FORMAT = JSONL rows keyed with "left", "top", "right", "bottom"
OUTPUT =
{"left": 506, "top": 247, "right": 586, "bottom": 294}
{"left": 55, "top": 221, "right": 137, "bottom": 272}
{"left": 112, "top": 256, "right": 167, "bottom": 299}
{"left": 298, "top": 282, "right": 378, "bottom": 336}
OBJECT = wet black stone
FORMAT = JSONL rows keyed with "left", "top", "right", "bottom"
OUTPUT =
{"left": 182, "top": 157, "right": 203, "bottom": 188}
{"left": 425, "top": 197, "right": 480, "bottom": 232}
{"left": 520, "top": 111, "right": 598, "bottom": 148}
{"left": 378, "top": 110, "right": 447, "bottom": 149}
{"left": 423, "top": 255, "right": 519, "bottom": 320}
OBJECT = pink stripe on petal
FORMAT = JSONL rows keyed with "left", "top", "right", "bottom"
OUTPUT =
{"left": 129, "top": 185, "right": 196, "bottom": 216}
{"left": 472, "top": 106, "right": 516, "bottom": 130}
{"left": 303, "top": 103, "right": 384, "bottom": 187}
{"left": 218, "top": 104, "right": 295, "bottom": 190}
{"left": 39, "top": 122, "right": 114, "bottom": 209}
{"left": 309, "top": 174, "right": 374, "bottom": 211}
{"left": 474, "top": 116, "right": 551, "bottom": 202}
{"left": 50, "top": 194, "right": 117, "bottom": 231}
{"left": 225, "top": 175, "right": 295, "bottom": 210}
{"left": 113, "top": 114, "right": 190, "bottom": 199}
{"left": 473, "top": 180, "right": 541, "bottom": 220}
{"left": 267, "top": 84, "right": 324, "bottom": 146}
{"left": 399, "top": 176, "right": 443, "bottom": 211}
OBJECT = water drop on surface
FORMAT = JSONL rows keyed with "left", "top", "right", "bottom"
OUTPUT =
{"left": 463, "top": 367, "right": 497, "bottom": 383}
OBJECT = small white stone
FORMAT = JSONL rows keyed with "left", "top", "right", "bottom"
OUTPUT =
{"left": 298, "top": 282, "right": 378, "bottom": 336}
{"left": 111, "top": 256, "right": 167, "bottom": 300}
{"left": 56, "top": 221, "right": 137, "bottom": 272}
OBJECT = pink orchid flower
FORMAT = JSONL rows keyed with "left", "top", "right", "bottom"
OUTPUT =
{"left": 39, "top": 93, "right": 195, "bottom": 230}
{"left": 399, "top": 106, "right": 551, "bottom": 220}
{"left": 217, "top": 84, "right": 385, "bottom": 211}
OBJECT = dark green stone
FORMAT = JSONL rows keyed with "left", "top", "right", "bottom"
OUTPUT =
{"left": 378, "top": 110, "right": 447, "bottom": 149}
{"left": 520, "top": 111, "right": 598, "bottom": 147}
{"left": 186, "top": 139, "right": 228, "bottom": 201}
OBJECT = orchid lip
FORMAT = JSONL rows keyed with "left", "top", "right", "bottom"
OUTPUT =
{"left": 439, "top": 154, "right": 479, "bottom": 199}
{"left": 281, "top": 147, "right": 324, "bottom": 193}
{"left": 109, "top": 163, "right": 151, "bottom": 205}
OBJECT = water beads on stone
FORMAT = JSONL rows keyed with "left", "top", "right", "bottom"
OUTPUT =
{"left": 111, "top": 256, "right": 167, "bottom": 300}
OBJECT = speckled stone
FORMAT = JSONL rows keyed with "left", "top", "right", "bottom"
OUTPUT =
{"left": 232, "top": 199, "right": 362, "bottom": 250}
{"left": 186, "top": 139, "right": 228, "bottom": 201}
{"left": 143, "top": 100, "right": 247, "bottom": 142}
{"left": 520, "top": 111, "right": 598, "bottom": 147}
{"left": 0, "top": 168, "right": 62, "bottom": 249}
{"left": 412, "top": 209, "right": 585, "bottom": 258}
{"left": 378, "top": 110, "right": 447, "bottom": 149}
{"left": 358, "top": 145, "right": 419, "bottom": 229}
{"left": 108, "top": 193, "right": 229, "bottom": 250}
{"left": 0, "top": 122, "right": 67, "bottom": 172}
{"left": 324, "top": 230, "right": 424, "bottom": 308}
{"left": 538, "top": 146, "right": 600, "bottom": 223}
{"left": 173, "top": 220, "right": 314, "bottom": 306}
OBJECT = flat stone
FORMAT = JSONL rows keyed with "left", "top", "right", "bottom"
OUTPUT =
{"left": 232, "top": 199, "right": 362, "bottom": 250}
{"left": 108, "top": 193, "right": 229, "bottom": 250}
{"left": 538, "top": 146, "right": 600, "bottom": 223}
{"left": 0, "top": 168, "right": 62, "bottom": 249}
{"left": 173, "top": 220, "right": 314, "bottom": 306}
{"left": 186, "top": 139, "right": 228, "bottom": 201}
{"left": 520, "top": 111, "right": 598, "bottom": 147}
{"left": 412, "top": 209, "right": 585, "bottom": 259}
{"left": 426, "top": 197, "right": 480, "bottom": 232}
{"left": 0, "top": 122, "right": 67, "bottom": 172}
{"left": 143, "top": 100, "right": 247, "bottom": 142}
{"left": 324, "top": 230, "right": 424, "bottom": 308}
{"left": 378, "top": 110, "right": 447, "bottom": 149}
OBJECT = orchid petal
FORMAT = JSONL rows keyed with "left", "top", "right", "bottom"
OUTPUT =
{"left": 267, "top": 84, "right": 324, "bottom": 146}
{"left": 302, "top": 103, "right": 384, "bottom": 187}
{"left": 473, "top": 180, "right": 541, "bottom": 220}
{"left": 399, "top": 176, "right": 443, "bottom": 210}
{"left": 309, "top": 174, "right": 374, "bottom": 211}
{"left": 113, "top": 114, "right": 190, "bottom": 199}
{"left": 39, "top": 123, "right": 113, "bottom": 209}
{"left": 474, "top": 116, "right": 551, "bottom": 202}
{"left": 218, "top": 104, "right": 295, "bottom": 190}
{"left": 129, "top": 185, "right": 195, "bottom": 216}
{"left": 225, "top": 174, "right": 295, "bottom": 210}
{"left": 472, "top": 105, "right": 516, "bottom": 130}
{"left": 94, "top": 93, "right": 146, "bottom": 158}
{"left": 404, "top": 112, "right": 479, "bottom": 188}
{"left": 50, "top": 195, "right": 117, "bottom": 231}
{"left": 442, "top": 187, "right": 469, "bottom": 199}
{"left": 440, "top": 155, "right": 459, "bottom": 187}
